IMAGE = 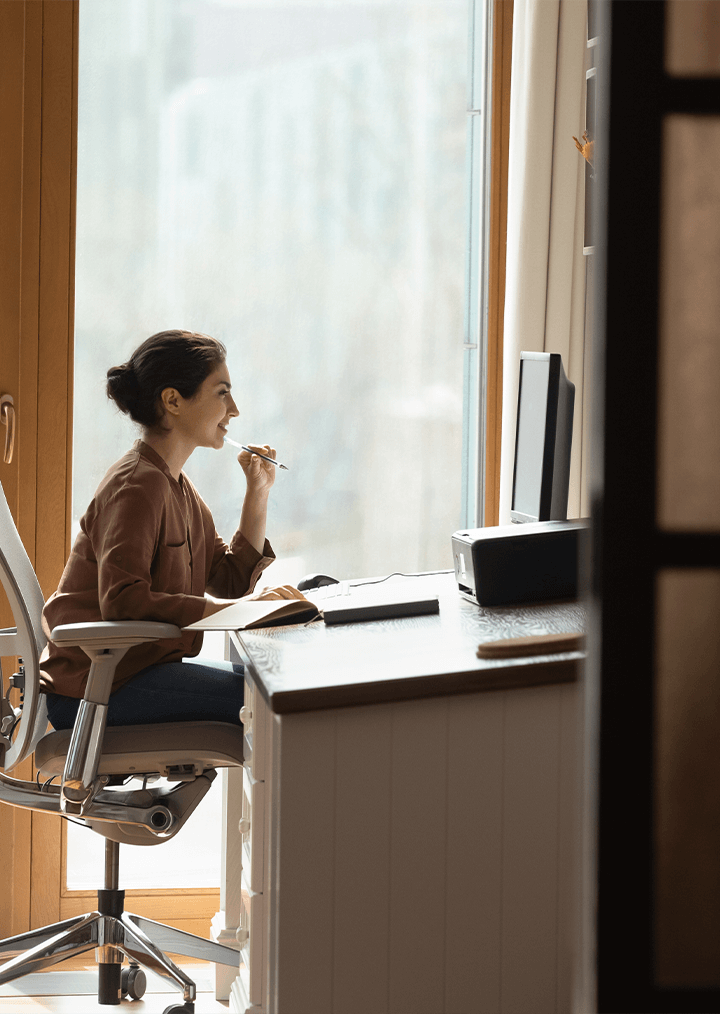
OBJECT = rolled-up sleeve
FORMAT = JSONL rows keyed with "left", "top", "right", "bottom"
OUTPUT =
{"left": 206, "top": 527, "right": 276, "bottom": 599}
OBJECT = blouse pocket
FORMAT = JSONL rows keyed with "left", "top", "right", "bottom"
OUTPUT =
{"left": 151, "top": 540, "right": 191, "bottom": 594}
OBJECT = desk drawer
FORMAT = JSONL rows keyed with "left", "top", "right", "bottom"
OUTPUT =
{"left": 239, "top": 888, "right": 265, "bottom": 1009}
{"left": 241, "top": 765, "right": 266, "bottom": 894}
{"left": 242, "top": 675, "right": 270, "bottom": 782}
{"left": 240, "top": 676, "right": 255, "bottom": 771}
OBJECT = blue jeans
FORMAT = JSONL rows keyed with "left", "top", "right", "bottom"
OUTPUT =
{"left": 45, "top": 659, "right": 245, "bottom": 731}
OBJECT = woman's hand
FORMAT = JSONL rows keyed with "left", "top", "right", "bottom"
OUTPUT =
{"left": 237, "top": 443, "right": 277, "bottom": 554}
{"left": 248, "top": 584, "right": 309, "bottom": 603}
{"left": 202, "top": 594, "right": 237, "bottom": 618}
{"left": 238, "top": 443, "right": 277, "bottom": 496}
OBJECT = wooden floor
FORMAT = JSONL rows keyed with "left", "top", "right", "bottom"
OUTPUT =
{"left": 0, "top": 964, "right": 229, "bottom": 1012}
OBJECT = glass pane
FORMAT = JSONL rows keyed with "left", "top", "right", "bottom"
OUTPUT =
{"left": 65, "top": 631, "right": 225, "bottom": 890}
{"left": 65, "top": 774, "right": 223, "bottom": 890}
{"left": 658, "top": 116, "right": 720, "bottom": 530}
{"left": 70, "top": 2, "right": 467, "bottom": 887}
{"left": 666, "top": 0, "right": 720, "bottom": 76}
{"left": 655, "top": 570, "right": 720, "bottom": 986}
{"left": 74, "top": 0, "right": 467, "bottom": 579}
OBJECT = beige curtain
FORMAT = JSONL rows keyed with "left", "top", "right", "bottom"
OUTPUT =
{"left": 499, "top": 0, "right": 589, "bottom": 523}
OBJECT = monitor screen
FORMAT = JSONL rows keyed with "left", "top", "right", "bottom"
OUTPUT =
{"left": 511, "top": 352, "right": 575, "bottom": 523}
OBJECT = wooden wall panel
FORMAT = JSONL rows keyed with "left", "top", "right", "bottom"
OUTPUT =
{"left": 30, "top": 0, "right": 78, "bottom": 936}
{"left": 501, "top": 686, "right": 563, "bottom": 1012}
{"left": 34, "top": 0, "right": 77, "bottom": 600}
{"left": 273, "top": 711, "right": 337, "bottom": 1013}
{"left": 332, "top": 704, "right": 393, "bottom": 1014}
{"left": 270, "top": 685, "right": 579, "bottom": 1013}
{"left": 0, "top": 0, "right": 32, "bottom": 942}
{"left": 387, "top": 698, "right": 448, "bottom": 1014}
{"left": 445, "top": 691, "right": 504, "bottom": 1012}
{"left": 17, "top": 2, "right": 42, "bottom": 552}
{"left": 655, "top": 571, "right": 720, "bottom": 986}
{"left": 0, "top": 0, "right": 77, "bottom": 938}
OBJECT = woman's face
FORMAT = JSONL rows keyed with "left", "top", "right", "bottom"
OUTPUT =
{"left": 170, "top": 362, "right": 239, "bottom": 449}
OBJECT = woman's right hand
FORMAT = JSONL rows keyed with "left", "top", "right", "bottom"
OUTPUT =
{"left": 238, "top": 443, "right": 277, "bottom": 497}
{"left": 248, "top": 584, "right": 309, "bottom": 602}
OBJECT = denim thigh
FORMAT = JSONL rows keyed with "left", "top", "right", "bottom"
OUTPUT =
{"left": 45, "top": 658, "right": 245, "bottom": 730}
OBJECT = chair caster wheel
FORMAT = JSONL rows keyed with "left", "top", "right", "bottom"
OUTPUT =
{"left": 121, "top": 964, "right": 146, "bottom": 1000}
{"left": 162, "top": 1005, "right": 194, "bottom": 1014}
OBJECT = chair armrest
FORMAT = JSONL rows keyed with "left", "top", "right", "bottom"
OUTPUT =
{"left": 50, "top": 618, "right": 182, "bottom": 705}
{"left": 52, "top": 619, "right": 181, "bottom": 816}
{"left": 50, "top": 620, "right": 182, "bottom": 647}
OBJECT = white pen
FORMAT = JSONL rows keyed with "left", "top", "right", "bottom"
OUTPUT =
{"left": 224, "top": 436, "right": 289, "bottom": 470}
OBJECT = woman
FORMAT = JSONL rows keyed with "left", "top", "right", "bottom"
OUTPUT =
{"left": 40, "top": 329, "right": 298, "bottom": 730}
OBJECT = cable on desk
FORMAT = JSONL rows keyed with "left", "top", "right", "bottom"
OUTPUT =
{"left": 347, "top": 569, "right": 453, "bottom": 588}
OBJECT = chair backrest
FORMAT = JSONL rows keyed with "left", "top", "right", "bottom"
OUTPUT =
{"left": 0, "top": 479, "right": 49, "bottom": 771}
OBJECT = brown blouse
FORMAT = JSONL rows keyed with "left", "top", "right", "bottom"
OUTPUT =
{"left": 40, "top": 440, "right": 275, "bottom": 698}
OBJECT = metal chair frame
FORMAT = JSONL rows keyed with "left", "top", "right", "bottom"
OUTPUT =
{"left": 0, "top": 479, "right": 243, "bottom": 1012}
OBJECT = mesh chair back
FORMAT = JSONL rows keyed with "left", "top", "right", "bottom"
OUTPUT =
{"left": 0, "top": 479, "right": 49, "bottom": 770}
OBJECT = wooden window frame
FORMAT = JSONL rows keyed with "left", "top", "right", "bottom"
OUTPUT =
{"left": 484, "top": 0, "right": 513, "bottom": 527}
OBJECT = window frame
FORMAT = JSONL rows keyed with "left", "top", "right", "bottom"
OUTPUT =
{"left": 462, "top": 0, "right": 512, "bottom": 530}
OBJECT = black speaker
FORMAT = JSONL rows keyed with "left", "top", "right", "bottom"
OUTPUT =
{"left": 452, "top": 519, "right": 589, "bottom": 607}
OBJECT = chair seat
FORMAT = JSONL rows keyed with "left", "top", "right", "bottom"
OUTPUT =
{"left": 35, "top": 720, "right": 245, "bottom": 777}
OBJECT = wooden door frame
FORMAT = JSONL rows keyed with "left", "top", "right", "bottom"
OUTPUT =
{"left": 0, "top": 0, "right": 77, "bottom": 938}
{"left": 1, "top": 1, "right": 221, "bottom": 944}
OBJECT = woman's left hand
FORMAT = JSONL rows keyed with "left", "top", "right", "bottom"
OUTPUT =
{"left": 238, "top": 443, "right": 277, "bottom": 495}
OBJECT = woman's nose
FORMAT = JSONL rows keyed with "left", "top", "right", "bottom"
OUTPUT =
{"left": 228, "top": 396, "right": 239, "bottom": 417}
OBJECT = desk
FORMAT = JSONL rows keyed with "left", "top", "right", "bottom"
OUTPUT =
{"left": 222, "top": 573, "right": 585, "bottom": 1014}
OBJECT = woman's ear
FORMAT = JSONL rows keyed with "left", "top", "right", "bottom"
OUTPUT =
{"left": 160, "top": 387, "right": 182, "bottom": 418}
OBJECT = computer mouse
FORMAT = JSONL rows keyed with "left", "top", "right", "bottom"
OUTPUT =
{"left": 296, "top": 573, "right": 340, "bottom": 591}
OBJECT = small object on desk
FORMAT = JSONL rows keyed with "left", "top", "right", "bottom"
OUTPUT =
{"left": 185, "top": 596, "right": 318, "bottom": 631}
{"left": 224, "top": 436, "right": 288, "bottom": 470}
{"left": 320, "top": 590, "right": 440, "bottom": 625}
{"left": 476, "top": 631, "right": 586, "bottom": 658}
{"left": 452, "top": 519, "right": 589, "bottom": 606}
{"left": 296, "top": 573, "right": 340, "bottom": 591}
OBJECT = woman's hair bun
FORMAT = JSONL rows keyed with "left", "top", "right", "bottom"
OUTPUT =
{"left": 106, "top": 362, "right": 141, "bottom": 414}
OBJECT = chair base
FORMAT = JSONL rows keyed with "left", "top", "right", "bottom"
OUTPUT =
{"left": 0, "top": 887, "right": 240, "bottom": 1008}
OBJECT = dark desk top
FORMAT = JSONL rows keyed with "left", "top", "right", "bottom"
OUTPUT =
{"left": 230, "top": 573, "right": 586, "bottom": 715}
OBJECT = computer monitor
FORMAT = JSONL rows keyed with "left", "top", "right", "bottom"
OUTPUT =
{"left": 510, "top": 351, "right": 575, "bottom": 523}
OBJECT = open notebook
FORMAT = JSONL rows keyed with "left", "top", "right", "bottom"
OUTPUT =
{"left": 185, "top": 597, "right": 319, "bottom": 631}
{"left": 185, "top": 584, "right": 440, "bottom": 631}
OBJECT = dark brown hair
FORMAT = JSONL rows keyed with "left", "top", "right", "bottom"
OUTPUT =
{"left": 106, "top": 330, "right": 227, "bottom": 428}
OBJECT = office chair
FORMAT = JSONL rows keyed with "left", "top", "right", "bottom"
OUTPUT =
{"left": 0, "top": 478, "right": 245, "bottom": 1013}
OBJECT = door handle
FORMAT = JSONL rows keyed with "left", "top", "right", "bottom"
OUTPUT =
{"left": 1, "top": 395, "right": 15, "bottom": 465}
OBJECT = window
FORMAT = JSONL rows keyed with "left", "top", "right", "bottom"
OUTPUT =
{"left": 74, "top": 0, "right": 470, "bottom": 581}
{"left": 70, "top": 0, "right": 473, "bottom": 889}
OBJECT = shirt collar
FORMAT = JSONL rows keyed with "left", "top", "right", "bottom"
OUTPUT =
{"left": 132, "top": 439, "right": 184, "bottom": 488}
